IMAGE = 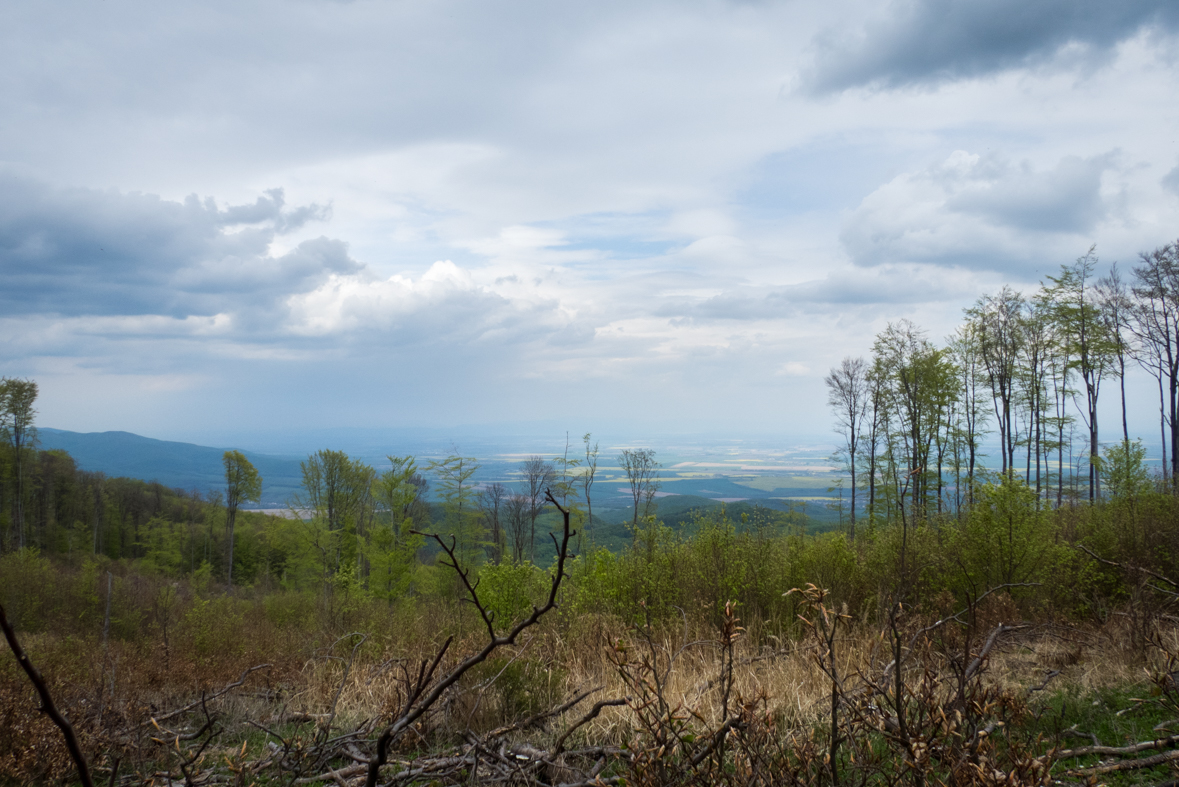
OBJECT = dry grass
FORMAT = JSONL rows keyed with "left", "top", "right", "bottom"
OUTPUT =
{"left": 3, "top": 596, "right": 1174, "bottom": 785}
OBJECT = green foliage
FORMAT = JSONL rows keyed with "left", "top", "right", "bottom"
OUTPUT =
{"left": 949, "top": 475, "right": 1066, "bottom": 602}
{"left": 369, "top": 456, "right": 427, "bottom": 601}
{"left": 262, "top": 589, "right": 318, "bottom": 630}
{"left": 427, "top": 454, "right": 484, "bottom": 571}
{"left": 1097, "top": 439, "right": 1152, "bottom": 500}
{"left": 477, "top": 560, "right": 549, "bottom": 631}
{"left": 184, "top": 594, "right": 248, "bottom": 658}
{"left": 468, "top": 655, "right": 566, "bottom": 727}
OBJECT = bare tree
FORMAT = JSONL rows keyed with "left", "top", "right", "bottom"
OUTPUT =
{"left": 967, "top": 287, "right": 1024, "bottom": 478}
{"left": 504, "top": 492, "right": 530, "bottom": 563}
{"left": 1131, "top": 240, "right": 1179, "bottom": 484}
{"left": 520, "top": 456, "right": 555, "bottom": 561}
{"left": 825, "top": 357, "right": 868, "bottom": 537}
{"left": 364, "top": 491, "right": 575, "bottom": 787}
{"left": 619, "top": 447, "right": 660, "bottom": 528}
{"left": 477, "top": 482, "right": 507, "bottom": 563}
{"left": 1045, "top": 248, "right": 1119, "bottom": 501}
{"left": 582, "top": 433, "right": 599, "bottom": 541}
{"left": 1097, "top": 263, "right": 1135, "bottom": 445}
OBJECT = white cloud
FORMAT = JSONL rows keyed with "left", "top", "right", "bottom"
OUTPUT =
{"left": 1, "top": 0, "right": 1178, "bottom": 438}
{"left": 841, "top": 151, "right": 1118, "bottom": 275}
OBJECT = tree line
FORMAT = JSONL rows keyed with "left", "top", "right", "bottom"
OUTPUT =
{"left": 825, "top": 240, "right": 1179, "bottom": 534}
{"left": 0, "top": 386, "right": 676, "bottom": 600}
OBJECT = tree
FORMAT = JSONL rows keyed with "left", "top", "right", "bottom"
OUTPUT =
{"left": 1044, "top": 248, "right": 1119, "bottom": 501}
{"left": 1017, "top": 298, "right": 1055, "bottom": 497}
{"left": 860, "top": 362, "right": 889, "bottom": 525}
{"left": 619, "top": 448, "right": 660, "bottom": 528}
{"left": 966, "top": 287, "right": 1024, "bottom": 478}
{"left": 428, "top": 454, "right": 483, "bottom": 570}
{"left": 1130, "top": 239, "right": 1179, "bottom": 485}
{"left": 223, "top": 450, "right": 261, "bottom": 589}
{"left": 0, "top": 378, "right": 38, "bottom": 552}
{"left": 504, "top": 492, "right": 530, "bottom": 563}
{"left": 1097, "top": 264, "right": 1135, "bottom": 446}
{"left": 824, "top": 357, "right": 868, "bottom": 537}
{"left": 946, "top": 322, "right": 989, "bottom": 511}
{"left": 520, "top": 456, "right": 555, "bottom": 561}
{"left": 371, "top": 455, "right": 426, "bottom": 598}
{"left": 582, "top": 433, "right": 599, "bottom": 542}
{"left": 477, "top": 482, "right": 508, "bottom": 563}
{"left": 871, "top": 320, "right": 958, "bottom": 520}
{"left": 294, "top": 450, "right": 375, "bottom": 578}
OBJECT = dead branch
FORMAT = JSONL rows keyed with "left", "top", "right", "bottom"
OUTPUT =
{"left": 964, "top": 623, "right": 1027, "bottom": 681}
{"left": 485, "top": 685, "right": 601, "bottom": 740}
{"left": 912, "top": 583, "right": 1041, "bottom": 642}
{"left": 143, "top": 663, "right": 272, "bottom": 727}
{"left": 0, "top": 601, "right": 95, "bottom": 787}
{"left": 687, "top": 715, "right": 745, "bottom": 767}
{"left": 1027, "top": 669, "right": 1061, "bottom": 693}
{"left": 364, "top": 488, "right": 575, "bottom": 787}
{"left": 322, "top": 632, "right": 368, "bottom": 739}
{"left": 1056, "top": 732, "right": 1179, "bottom": 758}
{"left": 294, "top": 763, "right": 367, "bottom": 784}
{"left": 1077, "top": 544, "right": 1179, "bottom": 592}
{"left": 551, "top": 698, "right": 630, "bottom": 755}
{"left": 1066, "top": 747, "right": 1179, "bottom": 776}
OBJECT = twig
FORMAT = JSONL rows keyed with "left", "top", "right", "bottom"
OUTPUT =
{"left": 1077, "top": 544, "right": 1179, "bottom": 590}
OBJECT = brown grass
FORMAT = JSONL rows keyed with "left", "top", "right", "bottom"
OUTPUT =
{"left": 2, "top": 594, "right": 1173, "bottom": 785}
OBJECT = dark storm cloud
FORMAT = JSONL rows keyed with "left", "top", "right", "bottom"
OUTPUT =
{"left": 0, "top": 175, "right": 342, "bottom": 318}
{"left": 808, "top": 0, "right": 1179, "bottom": 92}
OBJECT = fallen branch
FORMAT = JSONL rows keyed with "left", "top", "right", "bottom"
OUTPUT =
{"left": 1056, "top": 732, "right": 1179, "bottom": 759}
{"left": 1066, "top": 747, "right": 1179, "bottom": 776}
{"left": 552, "top": 698, "right": 629, "bottom": 756}
{"left": 144, "top": 663, "right": 272, "bottom": 727}
{"left": 0, "top": 601, "right": 95, "bottom": 787}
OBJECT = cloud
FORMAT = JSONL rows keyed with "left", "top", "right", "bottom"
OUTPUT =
{"left": 841, "top": 151, "right": 1114, "bottom": 273}
{"left": 1164, "top": 164, "right": 1179, "bottom": 197}
{"left": 807, "top": 0, "right": 1179, "bottom": 92}
{"left": 650, "top": 264, "right": 970, "bottom": 325}
{"left": 0, "top": 175, "right": 610, "bottom": 375}
{"left": 0, "top": 175, "right": 336, "bottom": 318}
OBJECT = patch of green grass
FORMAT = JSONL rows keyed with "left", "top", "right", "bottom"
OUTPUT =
{"left": 1027, "top": 683, "right": 1179, "bottom": 784}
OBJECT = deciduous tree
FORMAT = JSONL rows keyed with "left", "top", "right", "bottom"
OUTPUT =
{"left": 619, "top": 447, "right": 660, "bottom": 529}
{"left": 0, "top": 377, "right": 38, "bottom": 551}
{"left": 825, "top": 357, "right": 869, "bottom": 537}
{"left": 222, "top": 450, "right": 261, "bottom": 589}
{"left": 520, "top": 456, "right": 555, "bottom": 561}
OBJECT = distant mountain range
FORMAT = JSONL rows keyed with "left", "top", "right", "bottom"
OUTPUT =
{"left": 37, "top": 428, "right": 305, "bottom": 507}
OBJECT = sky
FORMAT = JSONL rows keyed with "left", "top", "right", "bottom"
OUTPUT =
{"left": 2, "top": 0, "right": 1179, "bottom": 448}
